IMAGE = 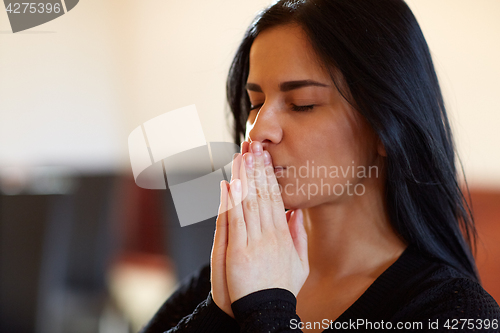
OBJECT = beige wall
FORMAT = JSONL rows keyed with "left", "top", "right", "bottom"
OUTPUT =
{"left": 406, "top": 0, "right": 500, "bottom": 187}
{"left": 1, "top": 0, "right": 499, "bottom": 187}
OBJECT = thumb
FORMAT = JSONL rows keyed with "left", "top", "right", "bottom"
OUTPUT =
{"left": 288, "top": 209, "right": 308, "bottom": 264}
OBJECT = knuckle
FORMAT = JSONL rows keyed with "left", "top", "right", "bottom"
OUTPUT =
{"left": 233, "top": 216, "right": 246, "bottom": 229}
{"left": 254, "top": 157, "right": 264, "bottom": 169}
{"left": 256, "top": 187, "right": 270, "bottom": 201}
{"left": 244, "top": 199, "right": 260, "bottom": 212}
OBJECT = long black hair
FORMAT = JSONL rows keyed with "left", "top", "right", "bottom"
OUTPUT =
{"left": 226, "top": 0, "right": 478, "bottom": 281}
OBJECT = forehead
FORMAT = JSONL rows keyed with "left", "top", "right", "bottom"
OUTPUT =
{"left": 248, "top": 24, "right": 329, "bottom": 83}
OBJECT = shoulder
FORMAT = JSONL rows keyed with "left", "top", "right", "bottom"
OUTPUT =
{"left": 389, "top": 249, "right": 500, "bottom": 324}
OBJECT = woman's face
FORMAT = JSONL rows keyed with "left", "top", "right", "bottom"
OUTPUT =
{"left": 245, "top": 24, "right": 384, "bottom": 210}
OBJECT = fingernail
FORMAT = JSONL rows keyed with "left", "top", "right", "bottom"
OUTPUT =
{"left": 233, "top": 153, "right": 239, "bottom": 161}
{"left": 245, "top": 153, "right": 253, "bottom": 167}
{"left": 263, "top": 151, "right": 271, "bottom": 165}
{"left": 251, "top": 141, "right": 262, "bottom": 155}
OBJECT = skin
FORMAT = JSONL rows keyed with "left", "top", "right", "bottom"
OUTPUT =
{"left": 211, "top": 24, "right": 407, "bottom": 332}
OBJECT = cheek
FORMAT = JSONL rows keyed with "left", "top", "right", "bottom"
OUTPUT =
{"left": 291, "top": 113, "right": 377, "bottom": 185}
{"left": 307, "top": 117, "right": 358, "bottom": 166}
{"left": 325, "top": 112, "right": 376, "bottom": 165}
{"left": 276, "top": 110, "right": 379, "bottom": 204}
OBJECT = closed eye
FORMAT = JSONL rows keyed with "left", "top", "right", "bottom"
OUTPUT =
{"left": 250, "top": 103, "right": 263, "bottom": 110}
{"left": 249, "top": 103, "right": 315, "bottom": 112}
{"left": 291, "top": 104, "right": 315, "bottom": 112}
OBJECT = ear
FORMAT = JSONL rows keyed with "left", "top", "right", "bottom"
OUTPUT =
{"left": 377, "top": 137, "right": 387, "bottom": 157}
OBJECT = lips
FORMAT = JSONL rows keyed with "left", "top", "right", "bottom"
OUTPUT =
{"left": 274, "top": 166, "right": 286, "bottom": 177}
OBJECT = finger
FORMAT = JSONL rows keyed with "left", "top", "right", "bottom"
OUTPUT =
{"left": 214, "top": 181, "right": 229, "bottom": 251}
{"left": 231, "top": 153, "right": 242, "bottom": 182}
{"left": 240, "top": 152, "right": 262, "bottom": 238}
{"left": 227, "top": 179, "right": 247, "bottom": 247}
{"left": 288, "top": 209, "right": 309, "bottom": 266}
{"left": 212, "top": 181, "right": 228, "bottom": 288}
{"left": 263, "top": 150, "right": 287, "bottom": 231}
{"left": 211, "top": 181, "right": 233, "bottom": 317}
{"left": 285, "top": 210, "right": 293, "bottom": 223}
{"left": 249, "top": 141, "right": 274, "bottom": 232}
{"left": 241, "top": 141, "right": 250, "bottom": 155}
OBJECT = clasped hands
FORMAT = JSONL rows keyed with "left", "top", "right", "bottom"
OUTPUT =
{"left": 210, "top": 140, "right": 310, "bottom": 318}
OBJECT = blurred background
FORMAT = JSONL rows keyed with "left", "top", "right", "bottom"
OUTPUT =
{"left": 1, "top": 0, "right": 499, "bottom": 332}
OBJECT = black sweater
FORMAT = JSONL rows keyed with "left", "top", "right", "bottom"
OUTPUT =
{"left": 140, "top": 244, "right": 500, "bottom": 332}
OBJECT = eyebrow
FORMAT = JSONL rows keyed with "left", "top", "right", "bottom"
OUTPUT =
{"left": 245, "top": 80, "right": 329, "bottom": 93}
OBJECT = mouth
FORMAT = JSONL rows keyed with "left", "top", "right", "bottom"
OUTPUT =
{"left": 274, "top": 166, "right": 286, "bottom": 176}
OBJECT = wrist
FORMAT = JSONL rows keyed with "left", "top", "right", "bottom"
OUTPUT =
{"left": 210, "top": 290, "right": 235, "bottom": 318}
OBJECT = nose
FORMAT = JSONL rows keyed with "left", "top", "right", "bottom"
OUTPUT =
{"left": 246, "top": 105, "right": 283, "bottom": 147}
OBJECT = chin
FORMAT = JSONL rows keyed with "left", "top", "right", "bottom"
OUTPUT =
{"left": 281, "top": 193, "right": 310, "bottom": 211}
{"left": 277, "top": 182, "right": 306, "bottom": 210}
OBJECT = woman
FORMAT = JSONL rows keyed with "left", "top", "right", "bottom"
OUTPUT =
{"left": 141, "top": 0, "right": 500, "bottom": 332}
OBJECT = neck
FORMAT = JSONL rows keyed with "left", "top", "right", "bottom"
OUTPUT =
{"left": 302, "top": 178, "right": 407, "bottom": 281}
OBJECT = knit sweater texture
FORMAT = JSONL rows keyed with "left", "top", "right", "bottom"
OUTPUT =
{"left": 140, "top": 244, "right": 500, "bottom": 332}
